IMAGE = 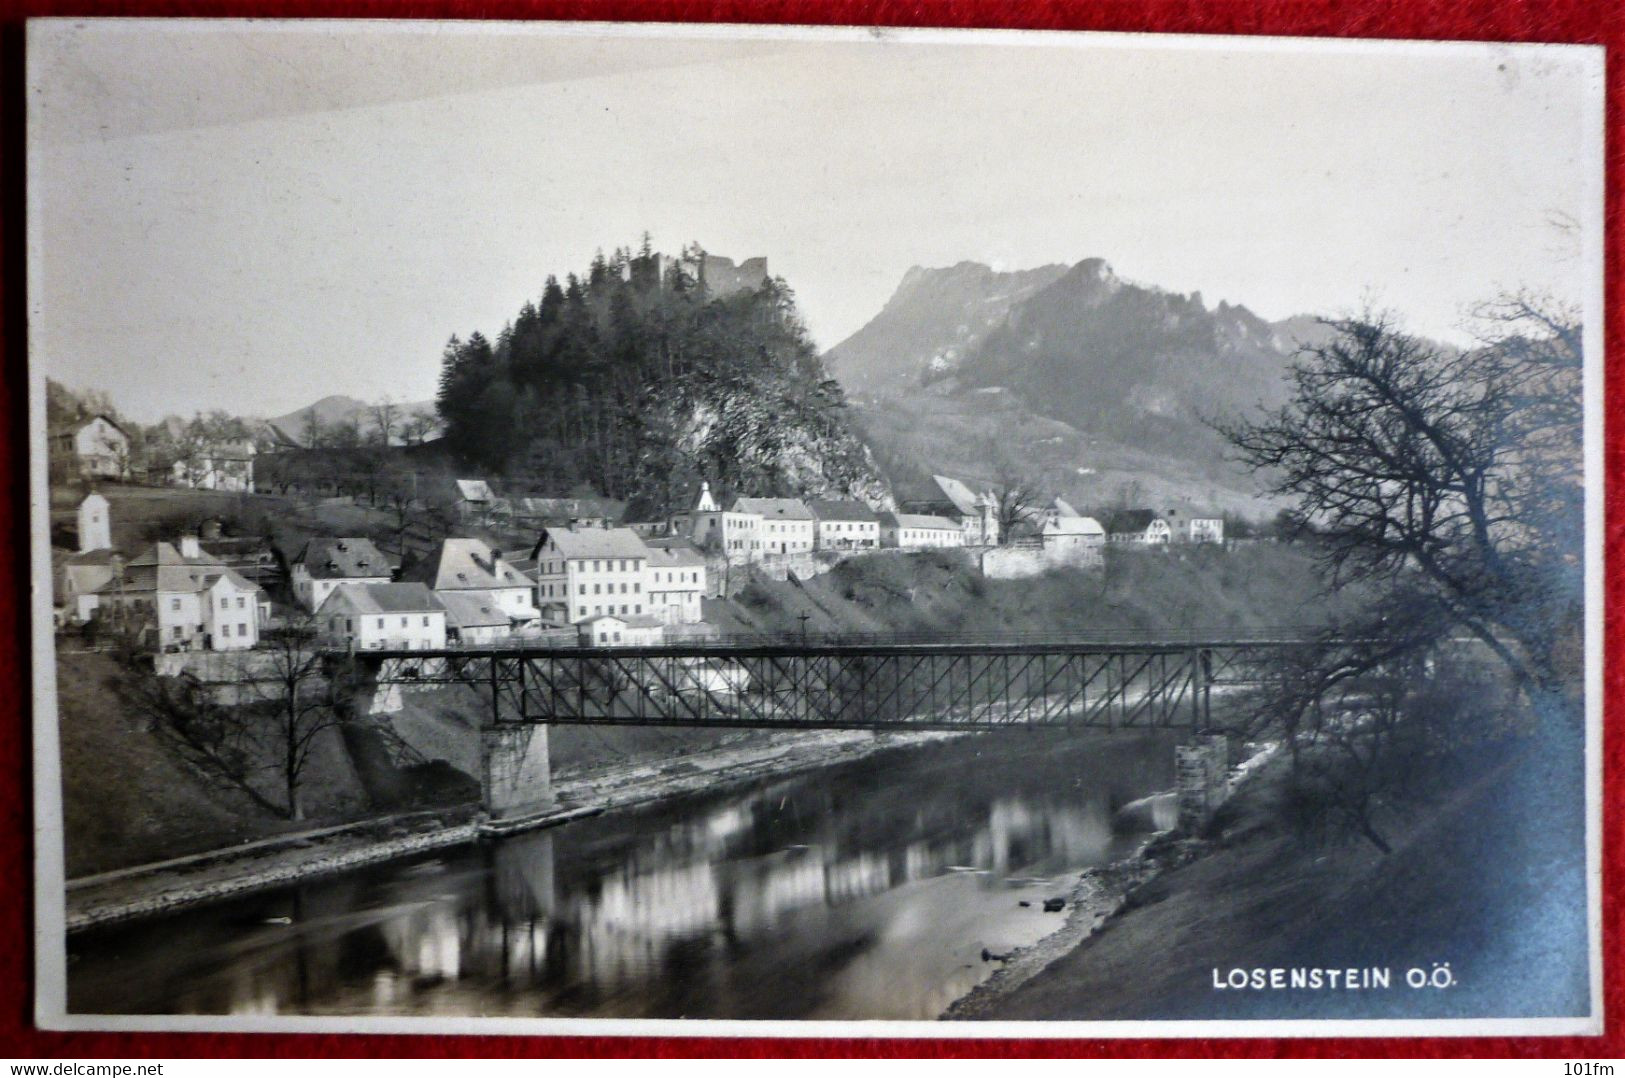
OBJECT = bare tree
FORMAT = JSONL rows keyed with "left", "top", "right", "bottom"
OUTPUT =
{"left": 126, "top": 669, "right": 287, "bottom": 818}
{"left": 250, "top": 619, "right": 350, "bottom": 821}
{"left": 399, "top": 413, "right": 438, "bottom": 446}
{"left": 982, "top": 438, "right": 1051, "bottom": 544}
{"left": 1218, "top": 300, "right": 1582, "bottom": 724}
{"left": 368, "top": 397, "right": 401, "bottom": 447}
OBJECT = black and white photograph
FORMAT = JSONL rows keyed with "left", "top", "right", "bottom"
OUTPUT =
{"left": 27, "top": 19, "right": 1603, "bottom": 1036}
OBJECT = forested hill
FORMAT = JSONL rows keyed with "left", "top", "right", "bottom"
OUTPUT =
{"left": 434, "top": 245, "right": 892, "bottom": 512}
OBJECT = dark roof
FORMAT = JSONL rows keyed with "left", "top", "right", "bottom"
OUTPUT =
{"left": 320, "top": 581, "right": 447, "bottom": 615}
{"left": 294, "top": 538, "right": 391, "bottom": 580}
{"left": 732, "top": 497, "right": 815, "bottom": 520}
{"left": 1105, "top": 510, "right": 1157, "bottom": 534}
{"left": 806, "top": 498, "right": 880, "bottom": 523}
{"left": 531, "top": 526, "right": 651, "bottom": 561}
{"left": 404, "top": 538, "right": 530, "bottom": 591}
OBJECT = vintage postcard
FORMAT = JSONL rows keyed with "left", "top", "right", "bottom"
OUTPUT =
{"left": 27, "top": 19, "right": 1604, "bottom": 1037}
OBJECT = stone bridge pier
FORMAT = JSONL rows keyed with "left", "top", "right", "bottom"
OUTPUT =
{"left": 340, "top": 656, "right": 557, "bottom": 820}
{"left": 481, "top": 724, "right": 555, "bottom": 819}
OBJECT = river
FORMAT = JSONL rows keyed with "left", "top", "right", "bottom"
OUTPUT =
{"left": 67, "top": 730, "right": 1179, "bottom": 1021}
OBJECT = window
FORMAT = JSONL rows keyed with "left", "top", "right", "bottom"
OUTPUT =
{"left": 613, "top": 631, "right": 622, "bottom": 642}
{"left": 422, "top": 616, "right": 429, "bottom": 626}
{"left": 376, "top": 617, "right": 385, "bottom": 629}
{"left": 635, "top": 604, "right": 642, "bottom": 614}
{"left": 592, "top": 560, "right": 600, "bottom": 572}
{"left": 220, "top": 597, "right": 229, "bottom": 609}
{"left": 578, "top": 583, "right": 587, "bottom": 595}
{"left": 171, "top": 626, "right": 183, "bottom": 639}
{"left": 593, "top": 584, "right": 601, "bottom": 595}
{"left": 634, "top": 582, "right": 641, "bottom": 593}
{"left": 171, "top": 598, "right": 182, "bottom": 611}
{"left": 619, "top": 583, "right": 627, "bottom": 594}
{"left": 578, "top": 606, "right": 587, "bottom": 617}
{"left": 238, "top": 623, "right": 248, "bottom": 637}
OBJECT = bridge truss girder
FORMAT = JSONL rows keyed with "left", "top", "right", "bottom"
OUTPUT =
{"left": 363, "top": 643, "right": 1285, "bottom": 732}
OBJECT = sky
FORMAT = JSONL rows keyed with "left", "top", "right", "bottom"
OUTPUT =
{"left": 28, "top": 21, "right": 1602, "bottom": 424}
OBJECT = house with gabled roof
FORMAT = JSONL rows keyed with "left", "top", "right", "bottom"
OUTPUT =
{"left": 900, "top": 475, "right": 999, "bottom": 546}
{"left": 644, "top": 538, "right": 708, "bottom": 625}
{"left": 317, "top": 582, "right": 447, "bottom": 651}
{"left": 439, "top": 590, "right": 513, "bottom": 645}
{"left": 732, "top": 497, "right": 815, "bottom": 555}
{"left": 670, "top": 481, "right": 761, "bottom": 563}
{"left": 50, "top": 415, "right": 131, "bottom": 480}
{"left": 529, "top": 525, "right": 653, "bottom": 624}
{"left": 806, "top": 498, "right": 881, "bottom": 551}
{"left": 578, "top": 612, "right": 665, "bottom": 647}
{"left": 95, "top": 536, "right": 269, "bottom": 651}
{"left": 290, "top": 537, "right": 393, "bottom": 612}
{"left": 879, "top": 512, "right": 965, "bottom": 550}
{"left": 404, "top": 537, "right": 540, "bottom": 630}
{"left": 1105, "top": 510, "right": 1172, "bottom": 544}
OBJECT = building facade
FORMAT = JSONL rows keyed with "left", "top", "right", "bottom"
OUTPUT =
{"left": 317, "top": 582, "right": 448, "bottom": 651}
{"left": 879, "top": 512, "right": 966, "bottom": 549}
{"left": 644, "top": 542, "right": 707, "bottom": 625}
{"left": 807, "top": 499, "right": 881, "bottom": 551}
{"left": 733, "top": 498, "right": 815, "bottom": 556}
{"left": 51, "top": 416, "right": 131, "bottom": 480}
{"left": 530, "top": 526, "right": 654, "bottom": 624}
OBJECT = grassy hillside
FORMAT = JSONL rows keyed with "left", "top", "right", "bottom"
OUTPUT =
{"left": 708, "top": 544, "right": 1336, "bottom": 639}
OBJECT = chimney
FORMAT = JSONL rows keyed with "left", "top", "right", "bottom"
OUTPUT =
{"left": 179, "top": 534, "right": 201, "bottom": 559}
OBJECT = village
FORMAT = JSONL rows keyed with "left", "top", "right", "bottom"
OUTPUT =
{"left": 50, "top": 409, "right": 1233, "bottom": 661}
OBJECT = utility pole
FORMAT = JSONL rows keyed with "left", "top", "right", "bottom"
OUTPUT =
{"left": 798, "top": 610, "right": 811, "bottom": 644}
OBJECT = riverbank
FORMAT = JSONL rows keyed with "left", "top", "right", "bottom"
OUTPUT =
{"left": 943, "top": 742, "right": 1274, "bottom": 1018}
{"left": 64, "top": 725, "right": 965, "bottom": 933}
{"left": 948, "top": 726, "right": 1590, "bottom": 1021}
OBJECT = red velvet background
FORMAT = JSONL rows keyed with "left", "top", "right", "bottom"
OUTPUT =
{"left": 0, "top": 0, "right": 1617, "bottom": 1058}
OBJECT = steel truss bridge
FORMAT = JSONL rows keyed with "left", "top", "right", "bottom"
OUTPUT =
{"left": 347, "top": 629, "right": 1330, "bottom": 732}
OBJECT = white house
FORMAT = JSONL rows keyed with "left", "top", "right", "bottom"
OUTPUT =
{"left": 440, "top": 590, "right": 514, "bottom": 646}
{"left": 52, "top": 416, "right": 131, "bottom": 480}
{"left": 879, "top": 512, "right": 965, "bottom": 550}
{"left": 578, "top": 612, "right": 666, "bottom": 647}
{"left": 317, "top": 582, "right": 448, "bottom": 651}
{"left": 643, "top": 541, "right": 708, "bottom": 625}
{"left": 806, "top": 498, "right": 881, "bottom": 551}
{"left": 290, "top": 537, "right": 394, "bottom": 612}
{"left": 672, "top": 482, "right": 762, "bottom": 563}
{"left": 200, "top": 569, "right": 266, "bottom": 650}
{"left": 734, "top": 497, "right": 816, "bottom": 556}
{"left": 95, "top": 536, "right": 270, "bottom": 651}
{"left": 530, "top": 526, "right": 654, "bottom": 624}
{"left": 454, "top": 479, "right": 500, "bottom": 522}
{"left": 172, "top": 442, "right": 256, "bottom": 492}
{"left": 407, "top": 537, "right": 540, "bottom": 631}
{"left": 1106, "top": 511, "right": 1173, "bottom": 544}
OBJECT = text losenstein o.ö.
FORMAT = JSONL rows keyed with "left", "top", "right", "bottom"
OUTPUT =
{"left": 1211, "top": 966, "right": 1458, "bottom": 991}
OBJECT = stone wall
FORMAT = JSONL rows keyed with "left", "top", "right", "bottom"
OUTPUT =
{"left": 980, "top": 543, "right": 1105, "bottom": 580}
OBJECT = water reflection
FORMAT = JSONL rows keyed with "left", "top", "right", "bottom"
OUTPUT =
{"left": 70, "top": 731, "right": 1175, "bottom": 1020}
